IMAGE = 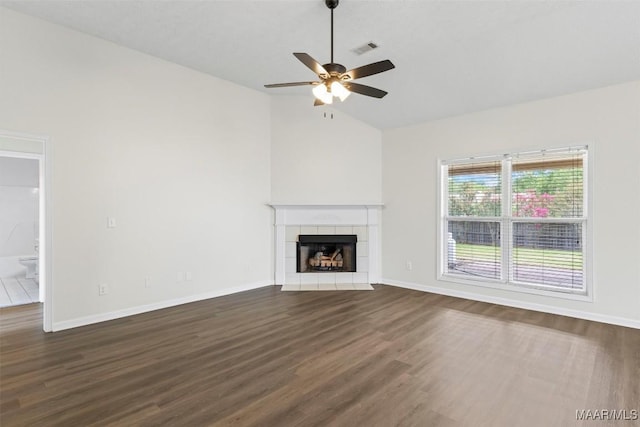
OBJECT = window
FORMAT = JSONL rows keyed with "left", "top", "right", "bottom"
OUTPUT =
{"left": 441, "top": 147, "right": 587, "bottom": 295}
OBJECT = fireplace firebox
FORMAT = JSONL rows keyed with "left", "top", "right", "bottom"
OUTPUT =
{"left": 297, "top": 235, "right": 357, "bottom": 273}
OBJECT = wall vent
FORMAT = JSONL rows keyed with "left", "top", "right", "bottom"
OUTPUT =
{"left": 351, "top": 41, "right": 378, "bottom": 55}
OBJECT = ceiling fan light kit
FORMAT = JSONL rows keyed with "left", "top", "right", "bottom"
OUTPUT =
{"left": 264, "top": 0, "right": 395, "bottom": 106}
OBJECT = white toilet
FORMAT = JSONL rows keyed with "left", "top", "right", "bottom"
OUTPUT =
{"left": 19, "top": 256, "right": 39, "bottom": 280}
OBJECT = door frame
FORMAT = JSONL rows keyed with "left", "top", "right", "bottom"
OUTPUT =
{"left": 0, "top": 130, "right": 52, "bottom": 332}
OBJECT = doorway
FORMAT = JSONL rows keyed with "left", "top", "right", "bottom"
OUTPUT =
{"left": 0, "top": 155, "right": 40, "bottom": 306}
{"left": 0, "top": 130, "right": 52, "bottom": 331}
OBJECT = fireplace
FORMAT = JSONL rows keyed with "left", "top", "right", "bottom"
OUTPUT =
{"left": 270, "top": 204, "right": 381, "bottom": 286}
{"left": 297, "top": 235, "right": 357, "bottom": 273}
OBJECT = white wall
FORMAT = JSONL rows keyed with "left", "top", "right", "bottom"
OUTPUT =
{"left": 0, "top": 157, "right": 39, "bottom": 257}
{"left": 270, "top": 96, "right": 382, "bottom": 204}
{"left": 382, "top": 81, "right": 640, "bottom": 325}
{"left": 0, "top": 8, "right": 273, "bottom": 328}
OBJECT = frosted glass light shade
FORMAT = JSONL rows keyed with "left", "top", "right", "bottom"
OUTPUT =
{"left": 312, "top": 84, "right": 333, "bottom": 104}
{"left": 331, "top": 81, "right": 350, "bottom": 102}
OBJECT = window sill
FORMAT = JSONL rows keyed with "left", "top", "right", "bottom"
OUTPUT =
{"left": 439, "top": 273, "right": 593, "bottom": 302}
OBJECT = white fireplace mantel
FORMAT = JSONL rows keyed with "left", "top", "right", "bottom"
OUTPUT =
{"left": 269, "top": 204, "right": 382, "bottom": 286}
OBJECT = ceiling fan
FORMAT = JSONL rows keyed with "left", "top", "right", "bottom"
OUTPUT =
{"left": 264, "top": 0, "right": 395, "bottom": 106}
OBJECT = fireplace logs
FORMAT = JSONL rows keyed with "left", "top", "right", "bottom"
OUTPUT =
{"left": 297, "top": 235, "right": 357, "bottom": 273}
{"left": 309, "top": 248, "right": 344, "bottom": 269}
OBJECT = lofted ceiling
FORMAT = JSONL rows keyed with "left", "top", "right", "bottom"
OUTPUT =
{"left": 2, "top": 0, "right": 640, "bottom": 129}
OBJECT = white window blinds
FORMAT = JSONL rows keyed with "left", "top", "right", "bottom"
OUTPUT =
{"left": 443, "top": 147, "right": 587, "bottom": 293}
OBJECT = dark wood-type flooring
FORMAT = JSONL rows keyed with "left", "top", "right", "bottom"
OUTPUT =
{"left": 1, "top": 285, "right": 639, "bottom": 426}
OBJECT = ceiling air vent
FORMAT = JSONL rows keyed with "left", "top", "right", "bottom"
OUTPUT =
{"left": 351, "top": 41, "right": 379, "bottom": 55}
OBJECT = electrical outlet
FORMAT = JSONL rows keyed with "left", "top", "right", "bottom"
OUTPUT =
{"left": 185, "top": 271, "right": 192, "bottom": 281}
{"left": 406, "top": 261, "right": 413, "bottom": 271}
{"left": 99, "top": 283, "right": 109, "bottom": 295}
{"left": 144, "top": 276, "right": 151, "bottom": 288}
{"left": 107, "top": 217, "right": 116, "bottom": 228}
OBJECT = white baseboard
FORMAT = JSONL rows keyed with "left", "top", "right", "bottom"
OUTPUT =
{"left": 380, "top": 278, "right": 640, "bottom": 330}
{"left": 52, "top": 280, "right": 274, "bottom": 332}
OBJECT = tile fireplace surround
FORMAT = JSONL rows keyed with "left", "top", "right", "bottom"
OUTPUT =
{"left": 270, "top": 204, "right": 382, "bottom": 287}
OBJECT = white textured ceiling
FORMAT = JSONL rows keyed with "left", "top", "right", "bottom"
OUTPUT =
{"left": 2, "top": 0, "right": 640, "bottom": 129}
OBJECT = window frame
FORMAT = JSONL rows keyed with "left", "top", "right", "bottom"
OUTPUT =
{"left": 437, "top": 146, "right": 591, "bottom": 301}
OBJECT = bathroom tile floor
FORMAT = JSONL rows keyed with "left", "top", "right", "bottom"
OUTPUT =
{"left": 0, "top": 276, "right": 39, "bottom": 307}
